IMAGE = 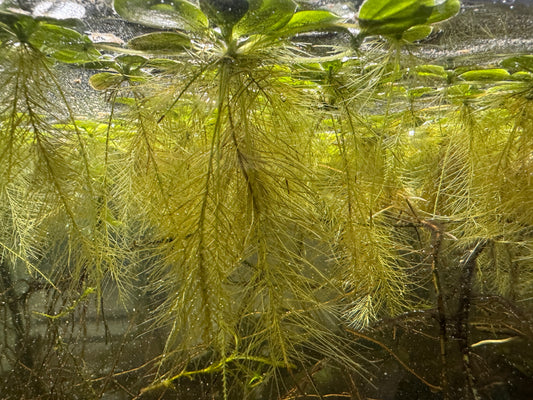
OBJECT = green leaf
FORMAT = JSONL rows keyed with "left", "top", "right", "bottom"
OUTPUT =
{"left": 486, "top": 82, "right": 531, "bottom": 94}
{"left": 109, "top": 54, "right": 148, "bottom": 76}
{"left": 275, "top": 10, "right": 342, "bottom": 38}
{"left": 407, "top": 86, "right": 433, "bottom": 99}
{"left": 511, "top": 71, "right": 533, "bottom": 81}
{"left": 447, "top": 83, "right": 484, "bottom": 98}
{"left": 128, "top": 32, "right": 191, "bottom": 53}
{"left": 453, "top": 66, "right": 475, "bottom": 76}
{"left": 0, "top": 12, "right": 39, "bottom": 43}
{"left": 89, "top": 72, "right": 125, "bottom": 90}
{"left": 427, "top": 0, "right": 460, "bottom": 24}
{"left": 401, "top": 24, "right": 432, "bottom": 42}
{"left": 233, "top": 0, "right": 297, "bottom": 37}
{"left": 358, "top": 0, "right": 433, "bottom": 36}
{"left": 80, "top": 59, "right": 117, "bottom": 70}
{"left": 115, "top": 54, "right": 147, "bottom": 68}
{"left": 321, "top": 59, "right": 343, "bottom": 73}
{"left": 415, "top": 64, "right": 448, "bottom": 79}
{"left": 459, "top": 69, "right": 511, "bottom": 82}
{"left": 358, "top": 0, "right": 459, "bottom": 37}
{"left": 31, "top": 22, "right": 100, "bottom": 63}
{"left": 113, "top": 0, "right": 208, "bottom": 32}
{"left": 501, "top": 55, "right": 533, "bottom": 73}
{"left": 145, "top": 58, "right": 181, "bottom": 69}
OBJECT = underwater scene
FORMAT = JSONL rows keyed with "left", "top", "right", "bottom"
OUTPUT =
{"left": 0, "top": 0, "right": 532, "bottom": 398}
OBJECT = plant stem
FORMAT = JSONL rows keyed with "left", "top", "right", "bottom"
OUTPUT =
{"left": 455, "top": 239, "right": 487, "bottom": 400}
{"left": 406, "top": 200, "right": 450, "bottom": 398}
{"left": 427, "top": 224, "right": 449, "bottom": 399}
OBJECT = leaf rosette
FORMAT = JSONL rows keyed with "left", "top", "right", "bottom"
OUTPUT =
{"left": 113, "top": 0, "right": 343, "bottom": 56}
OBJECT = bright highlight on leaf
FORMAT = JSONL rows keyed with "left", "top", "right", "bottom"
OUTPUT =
{"left": 459, "top": 68, "right": 511, "bottom": 81}
{"left": 276, "top": 10, "right": 342, "bottom": 38}
{"left": 358, "top": 0, "right": 460, "bottom": 37}
{"left": 113, "top": 0, "right": 208, "bottom": 31}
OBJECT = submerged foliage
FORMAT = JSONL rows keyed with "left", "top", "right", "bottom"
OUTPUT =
{"left": 0, "top": 0, "right": 532, "bottom": 399}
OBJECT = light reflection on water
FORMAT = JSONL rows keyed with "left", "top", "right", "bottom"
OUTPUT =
{"left": 33, "top": 0, "right": 86, "bottom": 19}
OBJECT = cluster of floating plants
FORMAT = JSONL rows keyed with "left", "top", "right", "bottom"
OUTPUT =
{"left": 0, "top": 0, "right": 532, "bottom": 398}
